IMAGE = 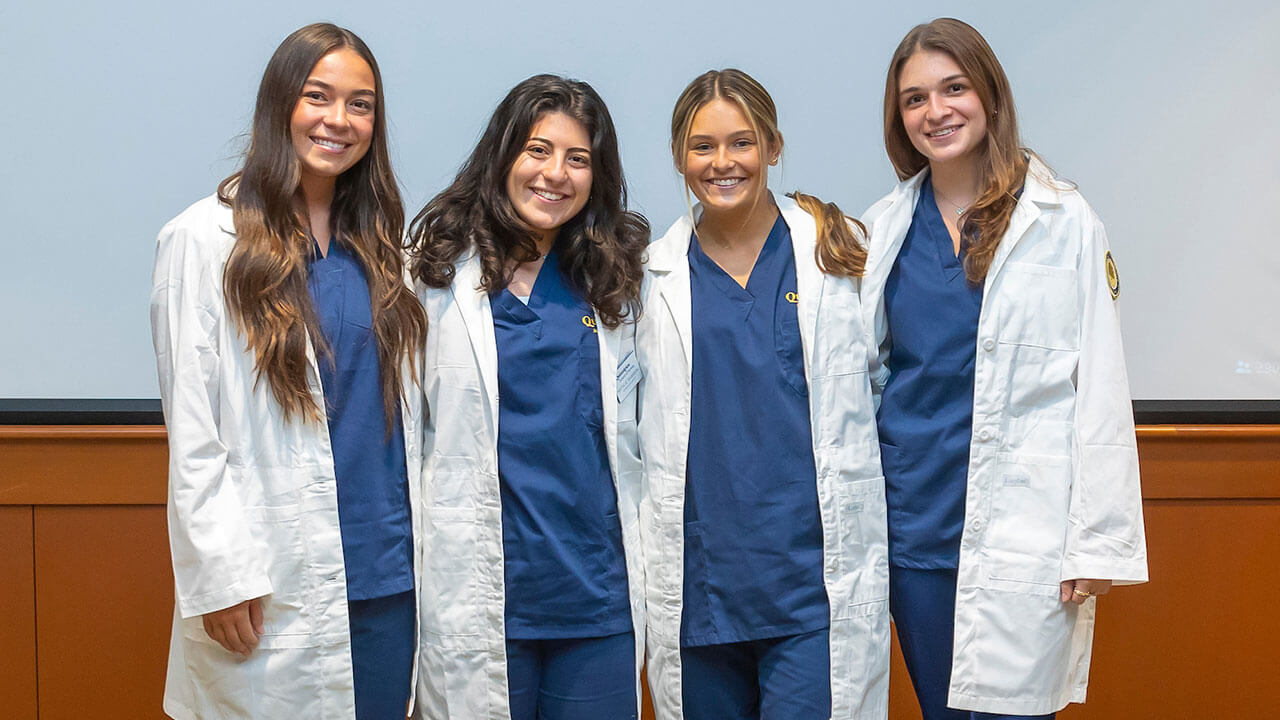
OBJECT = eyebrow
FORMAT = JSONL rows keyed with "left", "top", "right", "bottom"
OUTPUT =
{"left": 302, "top": 78, "right": 376, "bottom": 98}
{"left": 529, "top": 136, "right": 591, "bottom": 154}
{"left": 900, "top": 74, "right": 968, "bottom": 96}
{"left": 687, "top": 130, "right": 756, "bottom": 142}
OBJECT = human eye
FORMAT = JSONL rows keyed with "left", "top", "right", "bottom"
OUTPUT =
{"left": 526, "top": 143, "right": 549, "bottom": 156}
{"left": 569, "top": 152, "right": 591, "bottom": 167}
{"left": 302, "top": 90, "right": 327, "bottom": 103}
{"left": 350, "top": 98, "right": 375, "bottom": 114}
{"left": 733, "top": 138, "right": 754, "bottom": 149}
{"left": 903, "top": 93, "right": 924, "bottom": 107}
{"left": 948, "top": 82, "right": 968, "bottom": 94}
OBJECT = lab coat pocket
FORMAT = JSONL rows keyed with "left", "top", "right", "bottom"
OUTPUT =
{"left": 834, "top": 477, "right": 889, "bottom": 612}
{"left": 420, "top": 505, "right": 483, "bottom": 648}
{"left": 983, "top": 453, "right": 1071, "bottom": 588}
{"left": 996, "top": 263, "right": 1079, "bottom": 351}
{"left": 181, "top": 504, "right": 315, "bottom": 648}
{"left": 814, "top": 293, "right": 867, "bottom": 378}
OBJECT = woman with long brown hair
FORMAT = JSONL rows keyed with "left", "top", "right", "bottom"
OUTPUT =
{"left": 406, "top": 74, "right": 648, "bottom": 719}
{"left": 151, "top": 23, "right": 426, "bottom": 719}
{"left": 860, "top": 17, "right": 1147, "bottom": 719}
{"left": 636, "top": 68, "right": 889, "bottom": 719}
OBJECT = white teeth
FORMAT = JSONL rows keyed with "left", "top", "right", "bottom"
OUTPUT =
{"left": 710, "top": 179, "right": 741, "bottom": 187}
{"left": 532, "top": 189, "right": 565, "bottom": 201}
{"left": 313, "top": 137, "right": 346, "bottom": 150}
{"left": 928, "top": 127, "right": 957, "bottom": 138}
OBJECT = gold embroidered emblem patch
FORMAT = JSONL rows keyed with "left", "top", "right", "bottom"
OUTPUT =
{"left": 1105, "top": 251, "right": 1120, "bottom": 300}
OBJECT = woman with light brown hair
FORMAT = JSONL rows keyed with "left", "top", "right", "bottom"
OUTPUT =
{"left": 860, "top": 17, "right": 1147, "bottom": 719}
{"left": 151, "top": 22, "right": 426, "bottom": 719}
{"left": 636, "top": 68, "right": 890, "bottom": 719}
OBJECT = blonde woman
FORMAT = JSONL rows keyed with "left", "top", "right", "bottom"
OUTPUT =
{"left": 636, "top": 69, "right": 889, "bottom": 720}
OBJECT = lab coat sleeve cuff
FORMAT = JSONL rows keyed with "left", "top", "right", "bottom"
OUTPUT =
{"left": 177, "top": 576, "right": 275, "bottom": 619}
{"left": 1060, "top": 556, "right": 1149, "bottom": 585}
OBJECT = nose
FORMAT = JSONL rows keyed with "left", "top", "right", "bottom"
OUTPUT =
{"left": 542, "top": 153, "right": 569, "bottom": 183}
{"left": 924, "top": 93, "right": 949, "bottom": 121}
{"left": 324, "top": 101, "right": 350, "bottom": 128}
{"left": 712, "top": 144, "right": 733, "bottom": 172}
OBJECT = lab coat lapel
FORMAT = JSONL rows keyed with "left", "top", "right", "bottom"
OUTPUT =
{"left": 450, "top": 252, "right": 500, "bottom": 422}
{"left": 649, "top": 214, "right": 696, "bottom": 372}
{"left": 984, "top": 160, "right": 1063, "bottom": 291}
{"left": 599, "top": 316, "right": 621, "bottom": 481}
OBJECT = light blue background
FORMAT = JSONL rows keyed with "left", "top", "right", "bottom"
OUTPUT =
{"left": 1, "top": 1, "right": 1277, "bottom": 400}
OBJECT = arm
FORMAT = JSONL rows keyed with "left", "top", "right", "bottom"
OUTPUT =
{"left": 1061, "top": 206, "right": 1149, "bottom": 586}
{"left": 151, "top": 213, "right": 272, "bottom": 643}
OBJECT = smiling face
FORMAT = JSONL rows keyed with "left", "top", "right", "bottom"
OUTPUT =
{"left": 681, "top": 98, "right": 779, "bottom": 216}
{"left": 897, "top": 49, "right": 988, "bottom": 173}
{"left": 504, "top": 111, "right": 593, "bottom": 247}
{"left": 289, "top": 48, "right": 376, "bottom": 191}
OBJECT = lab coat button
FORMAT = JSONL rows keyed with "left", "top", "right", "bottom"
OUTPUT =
{"left": 982, "top": 338, "right": 996, "bottom": 352}
{"left": 978, "top": 428, "right": 993, "bottom": 442}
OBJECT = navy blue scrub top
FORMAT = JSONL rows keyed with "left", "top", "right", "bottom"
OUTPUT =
{"left": 307, "top": 238, "right": 414, "bottom": 601}
{"left": 681, "top": 214, "right": 828, "bottom": 647}
{"left": 491, "top": 248, "right": 631, "bottom": 639}
{"left": 876, "top": 177, "right": 983, "bottom": 569}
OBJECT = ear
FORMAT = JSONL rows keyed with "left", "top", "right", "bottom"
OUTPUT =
{"left": 767, "top": 134, "right": 783, "bottom": 166}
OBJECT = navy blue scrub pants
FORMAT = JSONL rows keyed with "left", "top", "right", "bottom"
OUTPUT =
{"left": 891, "top": 567, "right": 1054, "bottom": 720}
{"left": 505, "top": 631, "right": 637, "bottom": 720}
{"left": 348, "top": 590, "right": 415, "bottom": 720}
{"left": 681, "top": 627, "right": 831, "bottom": 720}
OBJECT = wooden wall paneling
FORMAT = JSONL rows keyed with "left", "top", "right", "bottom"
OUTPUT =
{"left": 2, "top": 425, "right": 1277, "bottom": 718}
{"left": 0, "top": 427, "right": 167, "bottom": 505}
{"left": 1137, "top": 426, "right": 1280, "bottom": 498}
{"left": 0, "top": 506, "right": 37, "bottom": 720}
{"left": 34, "top": 505, "right": 173, "bottom": 720}
{"left": 1058, "top": 499, "right": 1280, "bottom": 717}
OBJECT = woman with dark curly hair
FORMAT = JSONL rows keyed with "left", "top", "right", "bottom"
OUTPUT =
{"left": 406, "top": 74, "right": 648, "bottom": 720}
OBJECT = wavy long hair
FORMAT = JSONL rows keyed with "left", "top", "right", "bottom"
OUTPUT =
{"left": 884, "top": 17, "right": 1029, "bottom": 284}
{"left": 407, "top": 74, "right": 648, "bottom": 328}
{"left": 216, "top": 23, "right": 425, "bottom": 425}
{"left": 670, "top": 69, "right": 867, "bottom": 277}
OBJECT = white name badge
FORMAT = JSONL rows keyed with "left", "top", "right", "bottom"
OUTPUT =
{"left": 616, "top": 350, "right": 642, "bottom": 402}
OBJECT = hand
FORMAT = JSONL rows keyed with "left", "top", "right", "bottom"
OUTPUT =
{"left": 1060, "top": 578, "right": 1112, "bottom": 605}
{"left": 202, "top": 597, "right": 265, "bottom": 656}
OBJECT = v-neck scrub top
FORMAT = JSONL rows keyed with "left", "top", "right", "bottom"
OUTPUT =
{"left": 490, "top": 248, "right": 632, "bottom": 639}
{"left": 681, "top": 214, "right": 828, "bottom": 647}
{"left": 307, "top": 238, "right": 415, "bottom": 601}
{"left": 876, "top": 177, "right": 984, "bottom": 569}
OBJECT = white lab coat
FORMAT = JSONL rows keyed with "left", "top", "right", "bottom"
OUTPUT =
{"left": 412, "top": 250, "right": 646, "bottom": 720}
{"left": 859, "top": 159, "right": 1148, "bottom": 715}
{"left": 637, "top": 193, "right": 891, "bottom": 720}
{"left": 151, "top": 195, "right": 424, "bottom": 719}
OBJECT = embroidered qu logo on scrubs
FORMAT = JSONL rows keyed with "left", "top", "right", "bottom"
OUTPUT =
{"left": 1105, "top": 251, "right": 1120, "bottom": 300}
{"left": 785, "top": 291, "right": 799, "bottom": 304}
{"left": 582, "top": 315, "right": 598, "bottom": 333}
